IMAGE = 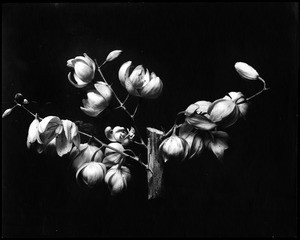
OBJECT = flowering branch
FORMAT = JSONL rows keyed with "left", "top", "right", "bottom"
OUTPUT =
{"left": 95, "top": 59, "right": 147, "bottom": 148}
{"left": 15, "top": 100, "right": 148, "bottom": 170}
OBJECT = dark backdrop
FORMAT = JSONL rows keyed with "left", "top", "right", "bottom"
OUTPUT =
{"left": 2, "top": 3, "right": 298, "bottom": 237}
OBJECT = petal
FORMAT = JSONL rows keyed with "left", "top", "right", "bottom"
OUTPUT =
{"left": 73, "top": 73, "right": 90, "bottom": 86}
{"left": 68, "top": 72, "right": 88, "bottom": 88}
{"left": 179, "top": 122, "right": 194, "bottom": 138}
{"left": 140, "top": 76, "right": 163, "bottom": 99}
{"left": 73, "top": 62, "right": 93, "bottom": 83}
{"left": 104, "top": 126, "right": 116, "bottom": 142}
{"left": 185, "top": 103, "right": 200, "bottom": 117}
{"left": 66, "top": 58, "right": 75, "bottom": 68}
{"left": 194, "top": 101, "right": 211, "bottom": 114}
{"left": 62, "top": 119, "right": 73, "bottom": 142}
{"left": 102, "top": 153, "right": 123, "bottom": 167}
{"left": 83, "top": 53, "right": 96, "bottom": 79}
{"left": 91, "top": 149, "right": 104, "bottom": 163}
{"left": 106, "top": 50, "right": 122, "bottom": 62}
{"left": 124, "top": 78, "right": 140, "bottom": 96}
{"left": 129, "top": 65, "right": 145, "bottom": 89}
{"left": 26, "top": 118, "right": 40, "bottom": 148}
{"left": 56, "top": 131, "right": 73, "bottom": 157}
{"left": 94, "top": 82, "right": 113, "bottom": 102}
{"left": 110, "top": 178, "right": 126, "bottom": 196}
{"left": 190, "top": 133, "right": 204, "bottom": 159}
{"left": 71, "top": 145, "right": 90, "bottom": 171}
{"left": 72, "top": 134, "right": 81, "bottom": 149}
{"left": 104, "top": 142, "right": 125, "bottom": 155}
{"left": 86, "top": 90, "right": 107, "bottom": 108}
{"left": 38, "top": 116, "right": 62, "bottom": 145}
{"left": 118, "top": 61, "right": 132, "bottom": 87}
{"left": 186, "top": 115, "right": 217, "bottom": 131}
{"left": 208, "top": 99, "right": 237, "bottom": 122}
{"left": 80, "top": 106, "right": 102, "bottom": 117}
{"left": 112, "top": 126, "right": 127, "bottom": 142}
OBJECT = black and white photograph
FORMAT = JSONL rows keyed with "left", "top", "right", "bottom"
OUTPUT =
{"left": 2, "top": 3, "right": 298, "bottom": 238}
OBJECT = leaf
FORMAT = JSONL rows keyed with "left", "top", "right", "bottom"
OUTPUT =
{"left": 106, "top": 50, "right": 122, "bottom": 62}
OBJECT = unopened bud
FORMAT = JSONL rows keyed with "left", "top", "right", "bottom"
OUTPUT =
{"left": 234, "top": 62, "right": 259, "bottom": 80}
{"left": 159, "top": 135, "right": 190, "bottom": 163}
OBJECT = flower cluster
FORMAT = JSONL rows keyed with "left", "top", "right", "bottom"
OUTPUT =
{"left": 2, "top": 44, "right": 267, "bottom": 198}
{"left": 69, "top": 126, "right": 134, "bottom": 195}
{"left": 159, "top": 62, "right": 263, "bottom": 163}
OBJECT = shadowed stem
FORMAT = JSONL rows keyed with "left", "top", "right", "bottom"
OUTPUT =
{"left": 247, "top": 77, "right": 270, "bottom": 101}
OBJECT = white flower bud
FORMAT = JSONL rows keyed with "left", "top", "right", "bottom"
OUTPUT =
{"left": 105, "top": 165, "right": 131, "bottom": 196}
{"left": 234, "top": 62, "right": 259, "bottom": 80}
{"left": 106, "top": 50, "right": 122, "bottom": 62}
{"left": 159, "top": 135, "right": 190, "bottom": 163}
{"left": 78, "top": 162, "right": 106, "bottom": 188}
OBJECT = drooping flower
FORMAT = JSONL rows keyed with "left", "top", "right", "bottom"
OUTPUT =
{"left": 76, "top": 162, "right": 106, "bottom": 188}
{"left": 207, "top": 91, "right": 249, "bottom": 128}
{"left": 179, "top": 122, "right": 204, "bottom": 159}
{"left": 118, "top": 61, "right": 163, "bottom": 99}
{"left": 207, "top": 99, "right": 240, "bottom": 129}
{"left": 35, "top": 116, "right": 80, "bottom": 156}
{"left": 67, "top": 53, "right": 96, "bottom": 88}
{"left": 104, "top": 165, "right": 131, "bottom": 196}
{"left": 204, "top": 131, "right": 230, "bottom": 160}
{"left": 159, "top": 135, "right": 190, "bottom": 163}
{"left": 26, "top": 115, "right": 40, "bottom": 149}
{"left": 70, "top": 143, "right": 104, "bottom": 172}
{"left": 184, "top": 101, "right": 217, "bottom": 131}
{"left": 104, "top": 126, "right": 135, "bottom": 146}
{"left": 234, "top": 62, "right": 259, "bottom": 80}
{"left": 80, "top": 82, "right": 113, "bottom": 117}
{"left": 223, "top": 91, "right": 249, "bottom": 118}
{"left": 102, "top": 142, "right": 125, "bottom": 168}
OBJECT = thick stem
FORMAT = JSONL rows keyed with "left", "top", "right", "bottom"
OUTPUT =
{"left": 147, "top": 127, "right": 165, "bottom": 200}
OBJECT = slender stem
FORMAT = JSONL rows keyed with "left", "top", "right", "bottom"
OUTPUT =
{"left": 95, "top": 59, "right": 147, "bottom": 148}
{"left": 163, "top": 112, "right": 185, "bottom": 138}
{"left": 95, "top": 59, "right": 123, "bottom": 106}
{"left": 15, "top": 101, "right": 42, "bottom": 120}
{"left": 132, "top": 101, "right": 140, "bottom": 118}
{"left": 247, "top": 77, "right": 270, "bottom": 101}
{"left": 100, "top": 60, "right": 107, "bottom": 68}
{"left": 122, "top": 94, "right": 130, "bottom": 105}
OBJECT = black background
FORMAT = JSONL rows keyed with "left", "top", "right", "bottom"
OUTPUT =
{"left": 2, "top": 3, "right": 298, "bottom": 237}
